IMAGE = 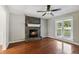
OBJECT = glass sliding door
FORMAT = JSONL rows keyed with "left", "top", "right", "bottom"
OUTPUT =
{"left": 63, "top": 19, "right": 72, "bottom": 39}
{"left": 56, "top": 18, "right": 73, "bottom": 40}
{"left": 56, "top": 21, "right": 63, "bottom": 37}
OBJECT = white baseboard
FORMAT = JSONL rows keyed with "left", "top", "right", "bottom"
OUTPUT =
{"left": 1, "top": 42, "right": 9, "bottom": 50}
{"left": 48, "top": 36, "right": 79, "bottom": 46}
{"left": 2, "top": 39, "right": 25, "bottom": 50}
{"left": 9, "top": 39, "right": 25, "bottom": 43}
{"left": 2, "top": 43, "right": 9, "bottom": 50}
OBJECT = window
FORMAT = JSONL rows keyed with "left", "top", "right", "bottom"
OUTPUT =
{"left": 55, "top": 17, "right": 73, "bottom": 40}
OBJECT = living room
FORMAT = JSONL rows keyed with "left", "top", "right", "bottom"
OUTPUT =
{"left": 0, "top": 5, "right": 79, "bottom": 54}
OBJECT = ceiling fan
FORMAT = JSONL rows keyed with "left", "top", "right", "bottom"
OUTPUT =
{"left": 37, "top": 5, "right": 61, "bottom": 16}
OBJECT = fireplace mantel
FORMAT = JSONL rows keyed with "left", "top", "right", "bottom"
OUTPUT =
{"left": 28, "top": 24, "right": 40, "bottom": 27}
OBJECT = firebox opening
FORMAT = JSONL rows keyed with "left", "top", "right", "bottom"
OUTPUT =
{"left": 29, "top": 29, "right": 38, "bottom": 38}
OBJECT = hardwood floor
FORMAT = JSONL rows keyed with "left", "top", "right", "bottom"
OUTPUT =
{"left": 0, "top": 37, "right": 79, "bottom": 54}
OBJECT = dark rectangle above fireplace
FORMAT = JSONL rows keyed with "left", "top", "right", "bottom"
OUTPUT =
{"left": 25, "top": 16, "right": 40, "bottom": 24}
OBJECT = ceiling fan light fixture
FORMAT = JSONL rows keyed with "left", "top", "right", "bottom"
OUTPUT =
{"left": 46, "top": 11, "right": 51, "bottom": 14}
{"left": 37, "top": 5, "right": 61, "bottom": 17}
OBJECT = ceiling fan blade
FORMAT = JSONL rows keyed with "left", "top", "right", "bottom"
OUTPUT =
{"left": 37, "top": 11, "right": 46, "bottom": 12}
{"left": 51, "top": 8, "right": 61, "bottom": 11}
{"left": 42, "top": 13, "right": 46, "bottom": 16}
{"left": 47, "top": 5, "right": 51, "bottom": 11}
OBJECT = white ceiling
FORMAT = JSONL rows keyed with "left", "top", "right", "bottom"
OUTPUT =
{"left": 8, "top": 5, "right": 79, "bottom": 19}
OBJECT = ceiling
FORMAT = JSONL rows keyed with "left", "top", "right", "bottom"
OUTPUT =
{"left": 8, "top": 5, "right": 79, "bottom": 19}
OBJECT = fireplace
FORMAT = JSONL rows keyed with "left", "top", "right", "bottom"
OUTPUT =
{"left": 25, "top": 16, "right": 41, "bottom": 39}
{"left": 29, "top": 29, "right": 38, "bottom": 38}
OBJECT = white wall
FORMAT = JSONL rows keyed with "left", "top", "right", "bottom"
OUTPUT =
{"left": 41, "top": 19, "right": 48, "bottom": 37}
{"left": 72, "top": 12, "right": 79, "bottom": 43}
{"left": 4, "top": 6, "right": 10, "bottom": 50}
{"left": 9, "top": 14, "right": 25, "bottom": 43}
{"left": 48, "top": 11, "right": 79, "bottom": 44}
{"left": 0, "top": 6, "right": 5, "bottom": 45}
{"left": 0, "top": 6, "right": 9, "bottom": 50}
{"left": 48, "top": 18, "right": 55, "bottom": 38}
